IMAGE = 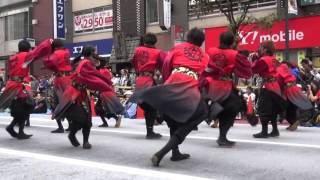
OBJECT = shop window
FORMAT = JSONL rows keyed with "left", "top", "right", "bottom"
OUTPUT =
{"left": 74, "top": 6, "right": 113, "bottom": 34}
{"left": 147, "top": 0, "right": 158, "bottom": 23}
{"left": 4, "top": 12, "right": 28, "bottom": 41}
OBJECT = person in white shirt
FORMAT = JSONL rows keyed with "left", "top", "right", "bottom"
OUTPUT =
{"left": 243, "top": 86, "right": 256, "bottom": 104}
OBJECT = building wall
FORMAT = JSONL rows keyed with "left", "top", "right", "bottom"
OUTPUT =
{"left": 147, "top": 7, "right": 276, "bottom": 34}
{"left": 32, "top": 0, "right": 54, "bottom": 42}
{"left": 0, "top": 0, "right": 29, "bottom": 8}
{"left": 72, "top": 0, "right": 112, "bottom": 12}
{"left": 72, "top": 0, "right": 113, "bottom": 43}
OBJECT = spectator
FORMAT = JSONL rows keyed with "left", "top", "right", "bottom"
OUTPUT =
{"left": 243, "top": 86, "right": 256, "bottom": 103}
{"left": 32, "top": 93, "right": 47, "bottom": 114}
{"left": 0, "top": 77, "right": 4, "bottom": 90}
{"left": 112, "top": 74, "right": 120, "bottom": 85}
{"left": 119, "top": 69, "right": 129, "bottom": 86}
{"left": 123, "top": 91, "right": 137, "bottom": 119}
{"left": 300, "top": 59, "right": 317, "bottom": 84}
{"left": 31, "top": 76, "right": 39, "bottom": 93}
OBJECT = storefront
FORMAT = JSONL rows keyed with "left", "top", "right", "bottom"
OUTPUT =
{"left": 65, "top": 39, "right": 113, "bottom": 58}
{"left": 205, "top": 15, "right": 320, "bottom": 67}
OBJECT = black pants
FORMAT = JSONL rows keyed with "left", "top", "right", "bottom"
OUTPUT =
{"left": 165, "top": 99, "right": 207, "bottom": 145}
{"left": 286, "top": 101, "right": 298, "bottom": 125}
{"left": 140, "top": 102, "right": 157, "bottom": 134}
{"left": 66, "top": 104, "right": 92, "bottom": 143}
{"left": 9, "top": 98, "right": 33, "bottom": 134}
{"left": 154, "top": 99, "right": 207, "bottom": 160}
{"left": 217, "top": 91, "right": 246, "bottom": 139}
{"left": 257, "top": 89, "right": 285, "bottom": 131}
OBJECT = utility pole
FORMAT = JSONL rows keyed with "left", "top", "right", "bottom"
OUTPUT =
{"left": 284, "top": 0, "right": 290, "bottom": 61}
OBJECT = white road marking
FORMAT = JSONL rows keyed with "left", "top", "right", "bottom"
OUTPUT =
{"left": 0, "top": 117, "right": 320, "bottom": 149}
{"left": 0, "top": 147, "right": 213, "bottom": 180}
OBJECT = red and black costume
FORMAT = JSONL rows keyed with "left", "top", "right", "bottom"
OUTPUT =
{"left": 95, "top": 66, "right": 123, "bottom": 127}
{"left": 200, "top": 47, "right": 252, "bottom": 145}
{"left": 0, "top": 39, "right": 52, "bottom": 139}
{"left": 252, "top": 55, "right": 286, "bottom": 137}
{"left": 136, "top": 42, "right": 209, "bottom": 166}
{"left": 52, "top": 59, "right": 113, "bottom": 148}
{"left": 43, "top": 48, "right": 72, "bottom": 132}
{"left": 277, "top": 63, "right": 313, "bottom": 125}
{"left": 132, "top": 45, "right": 163, "bottom": 138}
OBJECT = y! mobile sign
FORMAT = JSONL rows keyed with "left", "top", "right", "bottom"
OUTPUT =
{"left": 53, "top": 0, "right": 65, "bottom": 39}
{"left": 205, "top": 15, "right": 320, "bottom": 51}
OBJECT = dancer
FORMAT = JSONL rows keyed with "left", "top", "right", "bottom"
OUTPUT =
{"left": 0, "top": 39, "right": 52, "bottom": 139}
{"left": 95, "top": 58, "right": 123, "bottom": 128}
{"left": 252, "top": 41, "right": 286, "bottom": 138}
{"left": 132, "top": 33, "right": 163, "bottom": 139}
{"left": 277, "top": 61, "right": 313, "bottom": 131}
{"left": 52, "top": 46, "right": 114, "bottom": 149}
{"left": 134, "top": 28, "right": 209, "bottom": 166}
{"left": 200, "top": 31, "right": 252, "bottom": 146}
{"left": 43, "top": 39, "right": 72, "bottom": 133}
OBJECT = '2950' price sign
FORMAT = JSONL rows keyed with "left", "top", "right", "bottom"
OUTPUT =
{"left": 74, "top": 9, "right": 113, "bottom": 32}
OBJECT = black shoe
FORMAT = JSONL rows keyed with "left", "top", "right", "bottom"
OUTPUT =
{"left": 253, "top": 132, "right": 268, "bottom": 138}
{"left": 171, "top": 152, "right": 190, "bottom": 161}
{"left": 17, "top": 133, "right": 33, "bottom": 140}
{"left": 268, "top": 131, "right": 280, "bottom": 137}
{"left": 6, "top": 126, "right": 18, "bottom": 138}
{"left": 216, "top": 138, "right": 236, "bottom": 147}
{"left": 51, "top": 128, "right": 64, "bottom": 133}
{"left": 25, "top": 123, "right": 30, "bottom": 127}
{"left": 98, "top": 124, "right": 108, "bottom": 127}
{"left": 151, "top": 154, "right": 161, "bottom": 167}
{"left": 146, "top": 132, "right": 162, "bottom": 139}
{"left": 83, "top": 142, "right": 92, "bottom": 149}
{"left": 68, "top": 134, "right": 80, "bottom": 147}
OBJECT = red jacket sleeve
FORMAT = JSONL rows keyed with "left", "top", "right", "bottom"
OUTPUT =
{"left": 24, "top": 39, "right": 53, "bottom": 65}
{"left": 43, "top": 53, "right": 59, "bottom": 71}
{"left": 161, "top": 51, "right": 174, "bottom": 81}
{"left": 77, "top": 61, "right": 113, "bottom": 92}
{"left": 234, "top": 54, "right": 252, "bottom": 79}
{"left": 132, "top": 50, "right": 139, "bottom": 73}
{"left": 252, "top": 59, "right": 268, "bottom": 75}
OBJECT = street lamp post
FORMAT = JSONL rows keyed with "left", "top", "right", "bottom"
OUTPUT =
{"left": 284, "top": 0, "right": 290, "bottom": 61}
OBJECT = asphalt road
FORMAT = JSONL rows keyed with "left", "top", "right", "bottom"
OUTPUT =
{"left": 0, "top": 113, "right": 319, "bottom": 180}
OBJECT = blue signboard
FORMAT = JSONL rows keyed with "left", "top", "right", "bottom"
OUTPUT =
{"left": 53, "top": 0, "right": 65, "bottom": 39}
{"left": 65, "top": 39, "right": 113, "bottom": 58}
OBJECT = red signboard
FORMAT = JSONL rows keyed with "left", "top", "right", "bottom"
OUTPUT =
{"left": 205, "top": 15, "right": 320, "bottom": 52}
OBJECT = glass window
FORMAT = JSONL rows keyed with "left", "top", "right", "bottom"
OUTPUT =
{"left": 5, "top": 12, "right": 28, "bottom": 41}
{"left": 147, "top": 0, "right": 158, "bottom": 23}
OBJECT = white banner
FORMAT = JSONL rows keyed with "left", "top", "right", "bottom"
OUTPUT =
{"left": 74, "top": 9, "right": 113, "bottom": 32}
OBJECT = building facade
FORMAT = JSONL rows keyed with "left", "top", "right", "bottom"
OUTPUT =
{"left": 0, "top": 0, "right": 33, "bottom": 79}
{"left": 65, "top": 0, "right": 113, "bottom": 64}
{"left": 145, "top": 0, "right": 320, "bottom": 67}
